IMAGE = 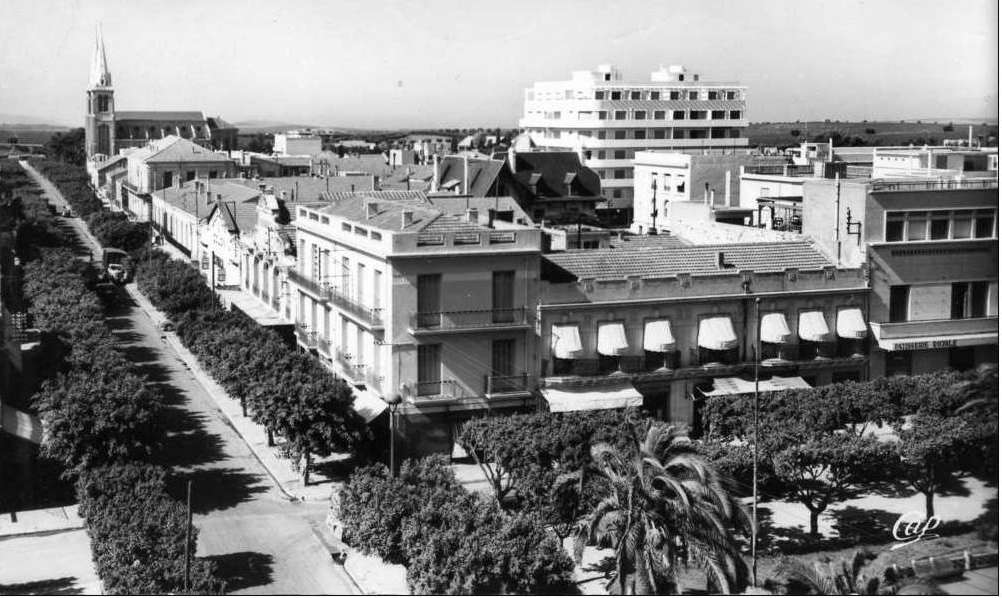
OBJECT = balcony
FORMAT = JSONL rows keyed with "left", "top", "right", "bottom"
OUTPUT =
{"left": 870, "top": 178, "right": 999, "bottom": 192}
{"left": 287, "top": 270, "right": 384, "bottom": 328}
{"left": 414, "top": 379, "right": 464, "bottom": 401}
{"left": 364, "top": 368, "right": 385, "bottom": 394}
{"left": 484, "top": 373, "right": 532, "bottom": 397}
{"left": 871, "top": 317, "right": 999, "bottom": 351}
{"left": 317, "top": 337, "right": 331, "bottom": 356}
{"left": 294, "top": 322, "right": 317, "bottom": 349}
{"left": 409, "top": 307, "right": 531, "bottom": 334}
{"left": 333, "top": 348, "right": 366, "bottom": 384}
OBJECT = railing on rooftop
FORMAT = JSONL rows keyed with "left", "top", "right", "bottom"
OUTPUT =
{"left": 744, "top": 164, "right": 815, "bottom": 177}
{"left": 870, "top": 178, "right": 999, "bottom": 192}
{"left": 410, "top": 307, "right": 529, "bottom": 331}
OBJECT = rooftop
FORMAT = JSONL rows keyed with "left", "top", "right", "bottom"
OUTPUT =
{"left": 115, "top": 110, "right": 206, "bottom": 122}
{"left": 543, "top": 240, "right": 832, "bottom": 281}
{"left": 132, "top": 135, "right": 234, "bottom": 164}
{"left": 154, "top": 179, "right": 260, "bottom": 219}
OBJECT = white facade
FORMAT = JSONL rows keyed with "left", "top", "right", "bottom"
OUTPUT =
{"left": 274, "top": 132, "right": 322, "bottom": 156}
{"left": 518, "top": 64, "right": 750, "bottom": 205}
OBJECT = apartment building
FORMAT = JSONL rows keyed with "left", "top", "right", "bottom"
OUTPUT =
{"left": 274, "top": 131, "right": 322, "bottom": 156}
{"left": 150, "top": 179, "right": 258, "bottom": 260}
{"left": 287, "top": 192, "right": 542, "bottom": 455}
{"left": 870, "top": 146, "right": 998, "bottom": 179}
{"left": 519, "top": 64, "right": 749, "bottom": 207}
{"left": 539, "top": 239, "right": 869, "bottom": 427}
{"left": 800, "top": 176, "right": 999, "bottom": 376}
{"left": 632, "top": 151, "right": 787, "bottom": 232}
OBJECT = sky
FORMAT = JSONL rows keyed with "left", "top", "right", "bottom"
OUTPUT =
{"left": 0, "top": 0, "right": 997, "bottom": 129}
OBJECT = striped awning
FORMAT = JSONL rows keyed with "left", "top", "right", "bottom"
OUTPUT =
{"left": 698, "top": 316, "right": 739, "bottom": 351}
{"left": 836, "top": 308, "right": 868, "bottom": 339}
{"left": 597, "top": 322, "right": 629, "bottom": 356}
{"left": 760, "top": 313, "right": 793, "bottom": 344}
{"left": 352, "top": 389, "right": 388, "bottom": 424}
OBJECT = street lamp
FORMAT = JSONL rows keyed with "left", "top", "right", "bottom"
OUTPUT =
{"left": 386, "top": 394, "right": 403, "bottom": 477}
{"left": 752, "top": 297, "right": 761, "bottom": 587}
{"left": 648, "top": 174, "right": 658, "bottom": 235}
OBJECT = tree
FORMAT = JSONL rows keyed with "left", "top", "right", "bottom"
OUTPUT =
{"left": 791, "top": 129, "right": 801, "bottom": 137}
{"left": 775, "top": 550, "right": 941, "bottom": 595}
{"left": 895, "top": 413, "right": 979, "bottom": 519}
{"left": 575, "top": 423, "right": 750, "bottom": 594}
{"left": 44, "top": 128, "right": 86, "bottom": 166}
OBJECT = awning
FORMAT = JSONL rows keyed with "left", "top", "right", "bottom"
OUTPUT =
{"left": 760, "top": 313, "right": 792, "bottom": 344}
{"left": 352, "top": 388, "right": 388, "bottom": 424}
{"left": 541, "top": 381, "right": 643, "bottom": 412}
{"left": 875, "top": 332, "right": 999, "bottom": 352}
{"left": 1, "top": 405, "right": 42, "bottom": 444}
{"left": 643, "top": 319, "right": 675, "bottom": 352}
{"left": 698, "top": 316, "right": 739, "bottom": 351}
{"left": 701, "top": 375, "right": 812, "bottom": 397}
{"left": 551, "top": 325, "right": 582, "bottom": 359}
{"left": 836, "top": 308, "right": 868, "bottom": 339}
{"left": 798, "top": 311, "right": 830, "bottom": 342}
{"left": 597, "top": 322, "right": 629, "bottom": 356}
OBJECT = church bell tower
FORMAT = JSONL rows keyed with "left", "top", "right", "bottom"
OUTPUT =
{"left": 85, "top": 26, "right": 115, "bottom": 161}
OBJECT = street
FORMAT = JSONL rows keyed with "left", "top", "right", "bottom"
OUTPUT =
{"left": 21, "top": 162, "right": 359, "bottom": 595}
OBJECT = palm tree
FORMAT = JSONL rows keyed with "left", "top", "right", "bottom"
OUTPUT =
{"left": 573, "top": 422, "right": 750, "bottom": 594}
{"left": 951, "top": 363, "right": 999, "bottom": 414}
{"left": 776, "top": 551, "right": 943, "bottom": 595}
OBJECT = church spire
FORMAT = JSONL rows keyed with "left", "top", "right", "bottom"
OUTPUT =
{"left": 89, "top": 24, "right": 112, "bottom": 88}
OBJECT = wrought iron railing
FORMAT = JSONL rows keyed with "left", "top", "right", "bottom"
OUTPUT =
{"left": 484, "top": 373, "right": 531, "bottom": 395}
{"left": 415, "top": 379, "right": 460, "bottom": 399}
{"left": 410, "top": 307, "right": 528, "bottom": 331}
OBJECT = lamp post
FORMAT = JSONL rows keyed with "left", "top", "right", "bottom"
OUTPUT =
{"left": 752, "top": 297, "right": 761, "bottom": 587}
{"left": 648, "top": 175, "right": 658, "bottom": 235}
{"left": 386, "top": 395, "right": 403, "bottom": 477}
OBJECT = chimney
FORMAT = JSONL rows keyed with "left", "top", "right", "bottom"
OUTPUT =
{"left": 488, "top": 208, "right": 496, "bottom": 229}
{"left": 717, "top": 251, "right": 726, "bottom": 268}
{"left": 401, "top": 210, "right": 414, "bottom": 228}
{"left": 431, "top": 155, "right": 439, "bottom": 192}
{"left": 968, "top": 125, "right": 973, "bottom": 147}
{"left": 507, "top": 145, "right": 517, "bottom": 173}
{"left": 463, "top": 155, "right": 470, "bottom": 195}
{"left": 466, "top": 207, "right": 478, "bottom": 223}
{"left": 703, "top": 182, "right": 709, "bottom": 204}
{"left": 724, "top": 170, "right": 732, "bottom": 206}
{"left": 710, "top": 189, "right": 715, "bottom": 205}
{"left": 366, "top": 202, "right": 379, "bottom": 219}
{"left": 216, "top": 193, "right": 222, "bottom": 202}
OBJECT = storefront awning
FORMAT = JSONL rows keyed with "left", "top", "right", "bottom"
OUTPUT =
{"left": 352, "top": 388, "right": 388, "bottom": 424}
{"left": 875, "top": 332, "right": 999, "bottom": 352}
{"left": 701, "top": 375, "right": 812, "bottom": 397}
{"left": 760, "top": 313, "right": 792, "bottom": 344}
{"left": 698, "top": 316, "right": 739, "bottom": 351}
{"left": 643, "top": 319, "right": 675, "bottom": 352}
{"left": 597, "top": 322, "right": 629, "bottom": 356}
{"left": 551, "top": 325, "right": 583, "bottom": 359}
{"left": 1, "top": 405, "right": 42, "bottom": 444}
{"left": 798, "top": 311, "right": 830, "bottom": 342}
{"left": 541, "top": 382, "right": 643, "bottom": 412}
{"left": 836, "top": 308, "right": 868, "bottom": 339}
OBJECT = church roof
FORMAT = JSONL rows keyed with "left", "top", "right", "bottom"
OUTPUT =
{"left": 115, "top": 110, "right": 207, "bottom": 123}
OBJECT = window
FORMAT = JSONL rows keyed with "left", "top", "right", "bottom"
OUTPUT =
{"left": 653, "top": 129, "right": 667, "bottom": 139}
{"left": 614, "top": 150, "right": 626, "bottom": 159}
{"left": 596, "top": 150, "right": 606, "bottom": 159}
{"left": 650, "top": 91, "right": 660, "bottom": 100}
{"left": 708, "top": 91, "right": 718, "bottom": 100}
{"left": 610, "top": 91, "right": 622, "bottom": 100}
{"left": 672, "top": 110, "right": 686, "bottom": 120}
{"left": 727, "top": 91, "right": 736, "bottom": 100}
{"left": 614, "top": 111, "right": 627, "bottom": 120}
{"left": 889, "top": 286, "right": 910, "bottom": 322}
{"left": 951, "top": 282, "right": 969, "bottom": 319}
{"left": 906, "top": 212, "right": 928, "bottom": 240}
{"left": 975, "top": 209, "right": 996, "bottom": 238}
{"left": 614, "top": 130, "right": 626, "bottom": 140}
{"left": 953, "top": 281, "right": 990, "bottom": 318}
{"left": 730, "top": 110, "right": 742, "bottom": 119}
{"left": 669, "top": 91, "right": 680, "bottom": 100}
{"left": 373, "top": 270, "right": 382, "bottom": 309}
{"left": 597, "top": 111, "right": 607, "bottom": 120}
{"left": 672, "top": 129, "right": 686, "bottom": 140}
{"left": 492, "top": 271, "right": 515, "bottom": 323}
{"left": 162, "top": 171, "right": 174, "bottom": 188}
{"left": 613, "top": 169, "right": 626, "bottom": 179}
{"left": 690, "top": 110, "right": 707, "bottom": 120}
{"left": 597, "top": 131, "right": 607, "bottom": 140}
{"left": 929, "top": 211, "right": 950, "bottom": 239}
{"left": 654, "top": 110, "right": 666, "bottom": 119}
{"left": 186, "top": 171, "right": 196, "bottom": 182}
{"left": 688, "top": 91, "right": 698, "bottom": 100}
{"left": 491, "top": 339, "right": 515, "bottom": 379}
{"left": 953, "top": 211, "right": 973, "bottom": 238}
{"left": 612, "top": 189, "right": 623, "bottom": 199}
{"left": 416, "top": 274, "right": 441, "bottom": 328}
{"left": 634, "top": 110, "right": 646, "bottom": 120}
{"left": 633, "top": 130, "right": 646, "bottom": 139}
{"left": 594, "top": 91, "right": 604, "bottom": 100}
{"left": 417, "top": 344, "right": 442, "bottom": 396}
{"left": 885, "top": 352, "right": 912, "bottom": 377}
{"left": 711, "top": 110, "right": 726, "bottom": 120}
{"left": 341, "top": 222, "right": 352, "bottom": 232}
{"left": 630, "top": 91, "right": 642, "bottom": 100}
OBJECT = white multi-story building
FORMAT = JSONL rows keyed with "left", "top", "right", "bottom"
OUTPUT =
{"left": 274, "top": 131, "right": 322, "bottom": 156}
{"left": 518, "top": 64, "right": 749, "bottom": 206}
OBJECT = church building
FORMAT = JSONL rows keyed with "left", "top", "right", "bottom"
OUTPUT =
{"left": 84, "top": 29, "right": 238, "bottom": 163}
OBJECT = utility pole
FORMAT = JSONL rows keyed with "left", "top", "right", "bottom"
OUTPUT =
{"left": 184, "top": 479, "right": 192, "bottom": 593}
{"left": 751, "top": 297, "right": 761, "bottom": 587}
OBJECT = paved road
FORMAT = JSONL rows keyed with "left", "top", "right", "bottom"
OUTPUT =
{"left": 0, "top": 530, "right": 101, "bottom": 594}
{"left": 22, "top": 162, "right": 358, "bottom": 595}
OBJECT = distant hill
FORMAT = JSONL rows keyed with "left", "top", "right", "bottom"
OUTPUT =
{"left": 748, "top": 120, "right": 998, "bottom": 148}
{"left": 234, "top": 121, "right": 387, "bottom": 134}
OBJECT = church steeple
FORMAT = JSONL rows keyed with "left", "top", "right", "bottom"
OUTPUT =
{"left": 89, "top": 25, "right": 112, "bottom": 88}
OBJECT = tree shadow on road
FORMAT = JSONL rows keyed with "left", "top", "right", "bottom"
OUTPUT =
{"left": 167, "top": 468, "right": 270, "bottom": 514}
{"left": 203, "top": 551, "right": 275, "bottom": 593}
{"left": 0, "top": 576, "right": 83, "bottom": 595}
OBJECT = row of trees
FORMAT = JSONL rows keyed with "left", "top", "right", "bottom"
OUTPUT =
{"left": 15, "top": 161, "right": 221, "bottom": 594}
{"left": 338, "top": 456, "right": 576, "bottom": 594}
{"left": 133, "top": 249, "right": 371, "bottom": 482}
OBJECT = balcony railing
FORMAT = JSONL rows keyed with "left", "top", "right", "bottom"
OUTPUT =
{"left": 744, "top": 164, "right": 815, "bottom": 177}
{"left": 484, "top": 373, "right": 531, "bottom": 396}
{"left": 271, "top": 298, "right": 280, "bottom": 311}
{"left": 294, "top": 322, "right": 318, "bottom": 349}
{"left": 287, "top": 269, "right": 384, "bottom": 327}
{"left": 415, "top": 379, "right": 461, "bottom": 400}
{"left": 364, "top": 368, "right": 385, "bottom": 393}
{"left": 870, "top": 178, "right": 999, "bottom": 192}
{"left": 410, "top": 307, "right": 529, "bottom": 331}
{"left": 317, "top": 337, "right": 331, "bottom": 356}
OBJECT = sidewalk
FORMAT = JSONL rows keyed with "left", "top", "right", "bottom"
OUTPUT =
{"left": 0, "top": 505, "right": 84, "bottom": 538}
{"left": 126, "top": 283, "right": 335, "bottom": 502}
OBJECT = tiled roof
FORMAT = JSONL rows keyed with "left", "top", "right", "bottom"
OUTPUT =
{"left": 425, "top": 195, "right": 533, "bottom": 224}
{"left": 321, "top": 189, "right": 427, "bottom": 203}
{"left": 239, "top": 175, "right": 374, "bottom": 201}
{"left": 512, "top": 151, "right": 602, "bottom": 199}
{"left": 607, "top": 233, "right": 691, "bottom": 249}
{"left": 213, "top": 198, "right": 259, "bottom": 234}
{"left": 143, "top": 136, "right": 234, "bottom": 163}
{"left": 206, "top": 116, "right": 236, "bottom": 130}
{"left": 543, "top": 241, "right": 833, "bottom": 281}
{"left": 315, "top": 197, "right": 438, "bottom": 232}
{"left": 156, "top": 180, "right": 260, "bottom": 219}
{"left": 115, "top": 110, "right": 206, "bottom": 122}
{"left": 434, "top": 157, "right": 506, "bottom": 197}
